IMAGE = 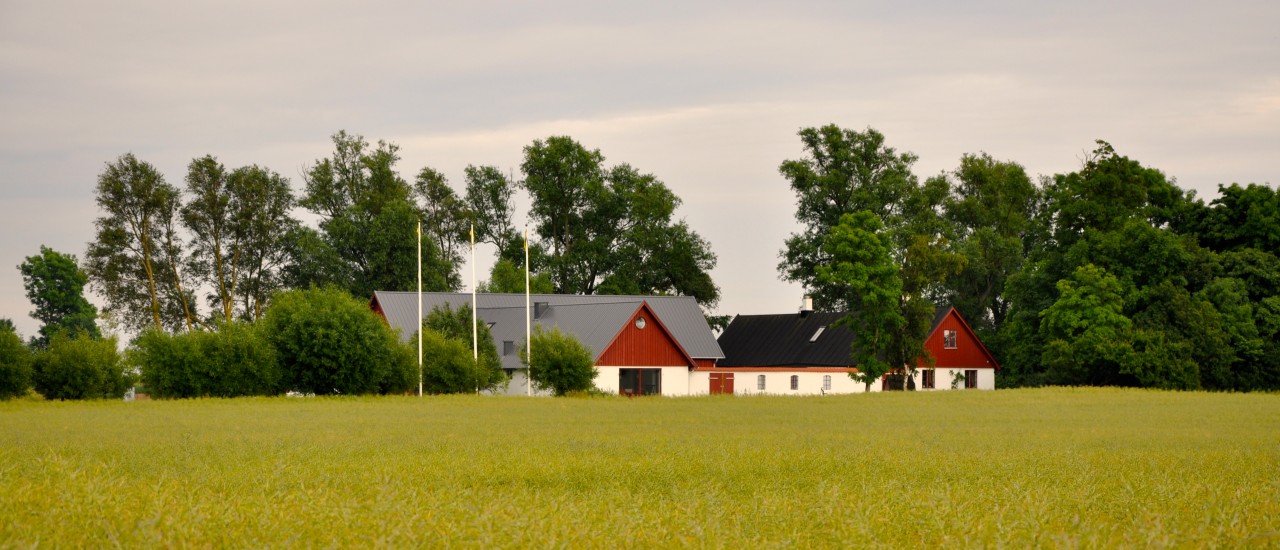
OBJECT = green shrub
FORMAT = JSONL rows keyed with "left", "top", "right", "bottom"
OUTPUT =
{"left": 131, "top": 322, "right": 281, "bottom": 398}
{"left": 522, "top": 326, "right": 596, "bottom": 396}
{"left": 413, "top": 304, "right": 507, "bottom": 394}
{"left": 261, "top": 286, "right": 413, "bottom": 395}
{"left": 0, "top": 327, "right": 32, "bottom": 399}
{"left": 32, "top": 333, "right": 130, "bottom": 400}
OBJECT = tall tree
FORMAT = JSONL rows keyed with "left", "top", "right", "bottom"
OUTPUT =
{"left": 19, "top": 246, "right": 100, "bottom": 348}
{"left": 181, "top": 156, "right": 236, "bottom": 322}
{"left": 941, "top": 153, "right": 1040, "bottom": 332}
{"left": 778, "top": 125, "right": 917, "bottom": 311}
{"left": 464, "top": 164, "right": 521, "bottom": 257}
{"left": 521, "top": 136, "right": 720, "bottom": 307}
{"left": 228, "top": 165, "right": 297, "bottom": 320}
{"left": 816, "top": 212, "right": 905, "bottom": 391}
{"left": 85, "top": 153, "right": 188, "bottom": 332}
{"left": 414, "top": 166, "right": 470, "bottom": 277}
{"left": 297, "top": 131, "right": 456, "bottom": 297}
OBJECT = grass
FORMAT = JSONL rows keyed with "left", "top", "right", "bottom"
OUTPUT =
{"left": 2, "top": 387, "right": 1278, "bottom": 548}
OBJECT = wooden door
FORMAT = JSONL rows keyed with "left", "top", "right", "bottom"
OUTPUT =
{"left": 709, "top": 372, "right": 734, "bottom": 395}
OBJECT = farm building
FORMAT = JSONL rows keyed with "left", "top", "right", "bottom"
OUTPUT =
{"left": 370, "top": 292, "right": 723, "bottom": 396}
{"left": 370, "top": 291, "right": 998, "bottom": 396}
{"left": 713, "top": 305, "right": 999, "bottom": 394}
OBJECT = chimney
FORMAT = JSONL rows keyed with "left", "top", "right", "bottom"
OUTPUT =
{"left": 800, "top": 295, "right": 814, "bottom": 317}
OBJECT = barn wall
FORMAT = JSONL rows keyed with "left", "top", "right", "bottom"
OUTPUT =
{"left": 596, "top": 308, "right": 692, "bottom": 368}
{"left": 925, "top": 312, "right": 998, "bottom": 369}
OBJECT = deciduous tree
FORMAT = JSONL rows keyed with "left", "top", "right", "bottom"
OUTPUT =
{"left": 19, "top": 246, "right": 100, "bottom": 348}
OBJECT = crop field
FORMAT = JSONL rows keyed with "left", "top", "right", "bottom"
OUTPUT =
{"left": 2, "top": 388, "right": 1278, "bottom": 547}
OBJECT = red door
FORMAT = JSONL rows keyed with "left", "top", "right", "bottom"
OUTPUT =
{"left": 709, "top": 372, "right": 734, "bottom": 395}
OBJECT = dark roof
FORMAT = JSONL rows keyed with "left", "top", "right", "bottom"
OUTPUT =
{"left": 371, "top": 292, "right": 723, "bottom": 371}
{"left": 717, "top": 307, "right": 954, "bottom": 368}
{"left": 716, "top": 311, "right": 858, "bottom": 367}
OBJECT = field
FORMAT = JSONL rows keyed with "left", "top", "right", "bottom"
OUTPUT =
{"left": 2, "top": 388, "right": 1278, "bottom": 547}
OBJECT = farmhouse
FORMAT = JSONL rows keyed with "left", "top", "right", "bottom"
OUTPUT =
{"left": 371, "top": 292, "right": 998, "bottom": 395}
{"left": 713, "top": 305, "right": 999, "bottom": 393}
{"left": 370, "top": 292, "right": 723, "bottom": 396}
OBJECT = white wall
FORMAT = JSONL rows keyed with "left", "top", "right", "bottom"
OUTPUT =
{"left": 594, "top": 366, "right": 691, "bottom": 396}
{"left": 916, "top": 368, "right": 997, "bottom": 391}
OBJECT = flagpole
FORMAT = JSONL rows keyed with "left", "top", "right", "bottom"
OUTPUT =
{"left": 471, "top": 223, "right": 478, "bottom": 394}
{"left": 525, "top": 227, "right": 531, "bottom": 397}
{"left": 417, "top": 220, "right": 423, "bottom": 397}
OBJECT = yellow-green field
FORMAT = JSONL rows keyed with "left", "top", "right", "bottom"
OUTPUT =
{"left": 2, "top": 388, "right": 1278, "bottom": 547}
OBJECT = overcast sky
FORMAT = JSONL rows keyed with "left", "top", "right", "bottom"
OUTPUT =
{"left": 1, "top": 1, "right": 1277, "bottom": 340}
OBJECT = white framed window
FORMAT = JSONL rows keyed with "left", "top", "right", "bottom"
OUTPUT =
{"left": 964, "top": 369, "right": 978, "bottom": 389}
{"left": 944, "top": 329, "right": 958, "bottom": 349}
{"left": 790, "top": 375, "right": 799, "bottom": 390}
{"left": 822, "top": 375, "right": 832, "bottom": 391}
{"left": 757, "top": 374, "right": 766, "bottom": 391}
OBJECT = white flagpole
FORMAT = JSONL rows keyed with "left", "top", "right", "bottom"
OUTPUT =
{"left": 417, "top": 220, "right": 423, "bottom": 397}
{"left": 525, "top": 227, "right": 531, "bottom": 397}
{"left": 471, "top": 223, "right": 478, "bottom": 394}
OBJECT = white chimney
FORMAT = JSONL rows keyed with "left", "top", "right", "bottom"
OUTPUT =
{"left": 801, "top": 295, "right": 814, "bottom": 316}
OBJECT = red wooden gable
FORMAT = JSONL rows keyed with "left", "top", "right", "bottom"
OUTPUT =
{"left": 921, "top": 307, "right": 1000, "bottom": 370}
{"left": 596, "top": 302, "right": 697, "bottom": 368}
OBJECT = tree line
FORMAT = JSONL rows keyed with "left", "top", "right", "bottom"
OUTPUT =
{"left": 785, "top": 126, "right": 1279, "bottom": 391}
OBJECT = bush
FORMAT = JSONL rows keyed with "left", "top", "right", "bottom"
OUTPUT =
{"left": 522, "top": 326, "right": 597, "bottom": 396}
{"left": 261, "top": 286, "right": 414, "bottom": 395}
{"left": 32, "top": 333, "right": 130, "bottom": 400}
{"left": 131, "top": 322, "right": 281, "bottom": 398}
{"left": 0, "top": 327, "right": 32, "bottom": 399}
{"left": 415, "top": 304, "right": 507, "bottom": 393}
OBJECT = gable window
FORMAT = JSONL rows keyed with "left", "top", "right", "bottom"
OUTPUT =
{"left": 964, "top": 369, "right": 978, "bottom": 389}
{"left": 822, "top": 375, "right": 832, "bottom": 391}
{"left": 944, "top": 330, "right": 958, "bottom": 349}
{"left": 757, "top": 374, "right": 766, "bottom": 391}
{"left": 790, "top": 375, "right": 799, "bottom": 390}
{"left": 922, "top": 369, "right": 935, "bottom": 389}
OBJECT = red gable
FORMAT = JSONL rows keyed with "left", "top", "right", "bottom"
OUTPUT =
{"left": 921, "top": 307, "right": 1000, "bottom": 370}
{"left": 596, "top": 302, "right": 697, "bottom": 368}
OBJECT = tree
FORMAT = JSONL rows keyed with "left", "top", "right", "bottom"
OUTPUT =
{"left": 85, "top": 154, "right": 190, "bottom": 332}
{"left": 778, "top": 125, "right": 917, "bottom": 311}
{"left": 19, "top": 246, "right": 101, "bottom": 348}
{"left": 32, "top": 333, "right": 130, "bottom": 400}
{"left": 0, "top": 324, "right": 32, "bottom": 399}
{"left": 418, "top": 304, "right": 506, "bottom": 393}
{"left": 1039, "top": 264, "right": 1134, "bottom": 386}
{"left": 521, "top": 326, "right": 597, "bottom": 396}
{"left": 941, "top": 153, "right": 1040, "bottom": 332}
{"left": 478, "top": 259, "right": 555, "bottom": 294}
{"left": 414, "top": 166, "right": 470, "bottom": 275}
{"left": 816, "top": 212, "right": 905, "bottom": 391}
{"left": 259, "top": 286, "right": 414, "bottom": 395}
{"left": 464, "top": 164, "right": 520, "bottom": 256}
{"left": 298, "top": 131, "right": 457, "bottom": 298}
{"left": 181, "top": 158, "right": 298, "bottom": 322}
{"left": 521, "top": 136, "right": 720, "bottom": 307}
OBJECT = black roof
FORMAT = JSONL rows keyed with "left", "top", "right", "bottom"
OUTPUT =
{"left": 716, "top": 311, "right": 859, "bottom": 367}
{"left": 717, "top": 307, "right": 953, "bottom": 368}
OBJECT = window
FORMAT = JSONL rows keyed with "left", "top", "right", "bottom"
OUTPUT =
{"left": 944, "top": 330, "right": 958, "bottom": 349}
{"left": 619, "top": 369, "right": 662, "bottom": 396}
{"left": 822, "top": 375, "right": 832, "bottom": 391}
{"left": 809, "top": 326, "right": 826, "bottom": 342}
{"left": 503, "top": 341, "right": 515, "bottom": 356}
{"left": 964, "top": 369, "right": 978, "bottom": 389}
{"left": 790, "top": 375, "right": 799, "bottom": 390}
{"left": 922, "top": 369, "right": 935, "bottom": 389}
{"left": 757, "top": 374, "right": 766, "bottom": 391}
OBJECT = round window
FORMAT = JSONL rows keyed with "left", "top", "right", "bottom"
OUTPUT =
{"left": 635, "top": 317, "right": 647, "bottom": 329}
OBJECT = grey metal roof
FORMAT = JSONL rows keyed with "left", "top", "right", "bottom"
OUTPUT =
{"left": 371, "top": 292, "right": 724, "bottom": 371}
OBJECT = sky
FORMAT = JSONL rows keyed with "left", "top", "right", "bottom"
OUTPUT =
{"left": 1, "top": 1, "right": 1277, "bottom": 340}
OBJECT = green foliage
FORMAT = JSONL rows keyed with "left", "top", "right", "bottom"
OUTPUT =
{"left": 260, "top": 286, "right": 414, "bottom": 395}
{"left": 478, "top": 259, "right": 555, "bottom": 294}
{"left": 521, "top": 326, "right": 596, "bottom": 396}
{"left": 131, "top": 322, "right": 282, "bottom": 398}
{"left": 816, "top": 212, "right": 904, "bottom": 390}
{"left": 2, "top": 389, "right": 1278, "bottom": 546}
{"left": 31, "top": 333, "right": 130, "bottom": 400}
{"left": 463, "top": 164, "right": 519, "bottom": 254}
{"left": 521, "top": 136, "right": 720, "bottom": 307}
{"left": 18, "top": 246, "right": 101, "bottom": 348}
{"left": 297, "top": 131, "right": 458, "bottom": 298}
{"left": 85, "top": 153, "right": 192, "bottom": 332}
{"left": 416, "top": 304, "right": 506, "bottom": 393}
{"left": 0, "top": 326, "right": 32, "bottom": 399}
{"left": 778, "top": 125, "right": 918, "bottom": 311}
